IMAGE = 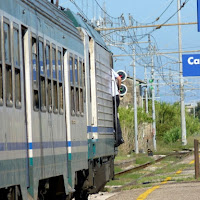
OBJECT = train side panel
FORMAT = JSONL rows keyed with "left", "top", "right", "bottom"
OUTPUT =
{"left": 0, "top": 7, "right": 28, "bottom": 200}
{"left": 0, "top": 0, "right": 85, "bottom": 199}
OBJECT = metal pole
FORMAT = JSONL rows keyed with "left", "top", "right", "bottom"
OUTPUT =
{"left": 144, "top": 65, "right": 148, "bottom": 114}
{"left": 178, "top": 0, "right": 187, "bottom": 145}
{"left": 151, "top": 48, "right": 156, "bottom": 151}
{"left": 95, "top": 22, "right": 197, "bottom": 31}
{"left": 133, "top": 49, "right": 139, "bottom": 154}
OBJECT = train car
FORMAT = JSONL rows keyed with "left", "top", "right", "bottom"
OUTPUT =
{"left": 64, "top": 10, "right": 116, "bottom": 199}
{"left": 0, "top": 0, "right": 116, "bottom": 200}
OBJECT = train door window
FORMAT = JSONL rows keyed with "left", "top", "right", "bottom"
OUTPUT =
{"left": 46, "top": 42, "right": 52, "bottom": 112}
{"left": 69, "top": 55, "right": 75, "bottom": 115}
{"left": 32, "top": 35, "right": 39, "bottom": 111}
{"left": 89, "top": 52, "right": 91, "bottom": 103}
{"left": 75, "top": 57, "right": 79, "bottom": 115}
{"left": 52, "top": 46, "right": 58, "bottom": 113}
{"left": 79, "top": 59, "right": 84, "bottom": 115}
{"left": 4, "top": 20, "right": 13, "bottom": 107}
{"left": 13, "top": 24, "right": 21, "bottom": 108}
{"left": 0, "top": 21, "right": 3, "bottom": 106}
{"left": 58, "top": 50, "right": 63, "bottom": 114}
{"left": 39, "top": 39, "right": 46, "bottom": 112}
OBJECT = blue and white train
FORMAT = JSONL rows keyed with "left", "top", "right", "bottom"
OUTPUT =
{"left": 0, "top": 0, "right": 118, "bottom": 199}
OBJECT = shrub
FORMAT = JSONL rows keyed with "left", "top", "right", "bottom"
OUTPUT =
{"left": 163, "top": 127, "right": 181, "bottom": 144}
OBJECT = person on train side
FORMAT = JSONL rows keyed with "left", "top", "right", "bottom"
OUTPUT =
{"left": 111, "top": 69, "right": 125, "bottom": 147}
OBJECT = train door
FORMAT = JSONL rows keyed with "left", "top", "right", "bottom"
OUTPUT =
{"left": 21, "top": 25, "right": 30, "bottom": 190}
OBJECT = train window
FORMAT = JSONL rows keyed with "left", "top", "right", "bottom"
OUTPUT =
{"left": 83, "top": 61, "right": 86, "bottom": 104}
{"left": 13, "top": 27, "right": 21, "bottom": 108}
{"left": 58, "top": 50, "right": 63, "bottom": 114}
{"left": 13, "top": 28, "right": 20, "bottom": 67}
{"left": 52, "top": 48, "right": 56, "bottom": 79}
{"left": 69, "top": 56, "right": 74, "bottom": 84}
{"left": 32, "top": 36, "right": 39, "bottom": 111}
{"left": 75, "top": 58, "right": 79, "bottom": 114}
{"left": 58, "top": 51, "right": 62, "bottom": 82}
{"left": 80, "top": 88, "right": 83, "bottom": 114}
{"left": 89, "top": 52, "right": 91, "bottom": 103}
{"left": 83, "top": 62, "right": 85, "bottom": 88}
{"left": 79, "top": 60, "right": 84, "bottom": 114}
{"left": 70, "top": 56, "right": 75, "bottom": 115}
{"left": 46, "top": 44, "right": 51, "bottom": 78}
{"left": 4, "top": 22, "right": 11, "bottom": 64}
{"left": 15, "top": 69, "right": 21, "bottom": 108}
{"left": 46, "top": 44, "right": 52, "bottom": 112}
{"left": 79, "top": 60, "right": 82, "bottom": 86}
{"left": 76, "top": 87, "right": 79, "bottom": 114}
{"left": 0, "top": 22, "right": 3, "bottom": 106}
{"left": 53, "top": 80, "right": 58, "bottom": 113}
{"left": 52, "top": 47, "right": 58, "bottom": 113}
{"left": 39, "top": 40, "right": 46, "bottom": 112}
{"left": 6, "top": 65, "right": 12, "bottom": 106}
{"left": 59, "top": 83, "right": 63, "bottom": 113}
{"left": 74, "top": 58, "right": 78, "bottom": 85}
{"left": 47, "top": 80, "right": 52, "bottom": 112}
{"left": 4, "top": 22, "right": 12, "bottom": 107}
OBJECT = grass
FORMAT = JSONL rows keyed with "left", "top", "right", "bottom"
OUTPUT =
{"left": 155, "top": 134, "right": 200, "bottom": 154}
{"left": 135, "top": 155, "right": 155, "bottom": 165}
{"left": 115, "top": 154, "right": 135, "bottom": 162}
{"left": 107, "top": 143, "right": 196, "bottom": 191}
{"left": 114, "top": 166, "right": 123, "bottom": 173}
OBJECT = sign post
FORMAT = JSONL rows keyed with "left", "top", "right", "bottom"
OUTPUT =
{"left": 198, "top": 0, "right": 200, "bottom": 32}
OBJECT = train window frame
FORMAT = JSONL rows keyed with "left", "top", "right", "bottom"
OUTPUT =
{"left": 52, "top": 44, "right": 58, "bottom": 114}
{"left": 3, "top": 18, "right": 13, "bottom": 107}
{"left": 31, "top": 33, "right": 39, "bottom": 111}
{"left": 57, "top": 48, "right": 63, "bottom": 115}
{"left": 13, "top": 23, "right": 21, "bottom": 109}
{"left": 69, "top": 54, "right": 75, "bottom": 116}
{"left": 74, "top": 56, "right": 80, "bottom": 116}
{"left": 0, "top": 21, "right": 3, "bottom": 106}
{"left": 38, "top": 37, "right": 46, "bottom": 112}
{"left": 46, "top": 41, "right": 52, "bottom": 113}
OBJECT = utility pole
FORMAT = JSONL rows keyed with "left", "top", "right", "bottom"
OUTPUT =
{"left": 144, "top": 65, "right": 148, "bottom": 114}
{"left": 133, "top": 48, "right": 139, "bottom": 154}
{"left": 148, "top": 35, "right": 156, "bottom": 151}
{"left": 178, "top": 0, "right": 187, "bottom": 145}
{"left": 151, "top": 46, "right": 157, "bottom": 151}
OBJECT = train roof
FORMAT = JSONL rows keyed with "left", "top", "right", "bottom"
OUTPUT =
{"left": 64, "top": 9, "right": 110, "bottom": 52}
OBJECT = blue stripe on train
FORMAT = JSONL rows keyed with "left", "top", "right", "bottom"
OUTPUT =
{"left": 0, "top": 126, "right": 113, "bottom": 151}
{"left": 0, "top": 141, "right": 87, "bottom": 151}
{"left": 87, "top": 126, "right": 113, "bottom": 133}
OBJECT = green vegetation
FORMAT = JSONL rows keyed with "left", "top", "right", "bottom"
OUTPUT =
{"left": 155, "top": 101, "right": 200, "bottom": 142}
{"left": 118, "top": 101, "right": 200, "bottom": 154}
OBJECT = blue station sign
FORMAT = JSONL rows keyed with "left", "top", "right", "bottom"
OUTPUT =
{"left": 182, "top": 54, "right": 200, "bottom": 77}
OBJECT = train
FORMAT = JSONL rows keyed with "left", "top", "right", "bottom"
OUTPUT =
{"left": 0, "top": 0, "right": 119, "bottom": 199}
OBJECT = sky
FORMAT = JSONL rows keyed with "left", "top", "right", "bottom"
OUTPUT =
{"left": 59, "top": 0, "right": 200, "bottom": 104}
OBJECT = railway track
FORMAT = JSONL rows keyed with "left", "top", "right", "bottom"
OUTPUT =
{"left": 111, "top": 150, "right": 193, "bottom": 192}
{"left": 115, "top": 150, "right": 192, "bottom": 177}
